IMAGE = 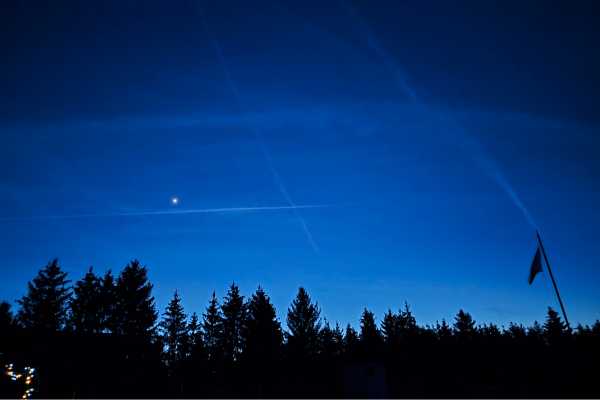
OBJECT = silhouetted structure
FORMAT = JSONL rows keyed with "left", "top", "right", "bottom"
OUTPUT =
{"left": 1, "top": 259, "right": 599, "bottom": 398}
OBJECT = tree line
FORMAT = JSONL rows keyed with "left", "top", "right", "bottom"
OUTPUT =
{"left": 1, "top": 259, "right": 599, "bottom": 398}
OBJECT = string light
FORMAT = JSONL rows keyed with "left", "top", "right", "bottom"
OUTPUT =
{"left": 4, "top": 363, "right": 36, "bottom": 399}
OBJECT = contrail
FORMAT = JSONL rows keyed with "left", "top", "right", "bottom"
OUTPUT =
{"left": 339, "top": 0, "right": 537, "bottom": 229}
{"left": 468, "top": 139, "right": 538, "bottom": 229}
{"left": 339, "top": 0, "right": 417, "bottom": 102}
{"left": 0, "top": 204, "right": 329, "bottom": 223}
{"left": 196, "top": 7, "right": 321, "bottom": 253}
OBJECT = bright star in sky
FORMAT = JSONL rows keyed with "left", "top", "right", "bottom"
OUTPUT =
{"left": 171, "top": 196, "right": 179, "bottom": 206}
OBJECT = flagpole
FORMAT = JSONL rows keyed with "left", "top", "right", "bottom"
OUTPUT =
{"left": 535, "top": 230, "right": 571, "bottom": 330}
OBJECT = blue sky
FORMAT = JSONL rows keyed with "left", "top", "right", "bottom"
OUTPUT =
{"left": 1, "top": 0, "right": 599, "bottom": 328}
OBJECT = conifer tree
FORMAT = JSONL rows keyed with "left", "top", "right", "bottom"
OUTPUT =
{"left": 17, "top": 259, "right": 71, "bottom": 331}
{"left": 398, "top": 302, "right": 417, "bottom": 336}
{"left": 203, "top": 291, "right": 224, "bottom": 363}
{"left": 479, "top": 323, "right": 502, "bottom": 346}
{"left": 344, "top": 324, "right": 359, "bottom": 358}
{"left": 592, "top": 320, "right": 600, "bottom": 336}
{"left": 453, "top": 309, "right": 476, "bottom": 340}
{"left": 160, "top": 291, "right": 189, "bottom": 365}
{"left": 332, "top": 322, "right": 345, "bottom": 355}
{"left": 243, "top": 286, "right": 282, "bottom": 363}
{"left": 381, "top": 309, "right": 400, "bottom": 347}
{"left": 241, "top": 287, "right": 283, "bottom": 395}
{"left": 286, "top": 287, "right": 321, "bottom": 359}
{"left": 528, "top": 320, "right": 545, "bottom": 344}
{"left": 435, "top": 319, "right": 452, "bottom": 342}
{"left": 319, "top": 321, "right": 344, "bottom": 359}
{"left": 100, "top": 270, "right": 118, "bottom": 334}
{"left": 543, "top": 306, "right": 569, "bottom": 345}
{"left": 70, "top": 267, "right": 103, "bottom": 334}
{"left": 359, "top": 308, "right": 382, "bottom": 355}
{"left": 575, "top": 323, "right": 591, "bottom": 337}
{"left": 479, "top": 323, "right": 500, "bottom": 335}
{"left": 506, "top": 322, "right": 527, "bottom": 343}
{"left": 359, "top": 309, "right": 380, "bottom": 341}
{"left": 221, "top": 283, "right": 247, "bottom": 363}
{"left": 188, "top": 312, "right": 205, "bottom": 360}
{"left": 114, "top": 260, "right": 157, "bottom": 338}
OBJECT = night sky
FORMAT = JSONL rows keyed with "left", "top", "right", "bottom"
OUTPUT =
{"left": 2, "top": 1, "right": 599, "bottom": 328}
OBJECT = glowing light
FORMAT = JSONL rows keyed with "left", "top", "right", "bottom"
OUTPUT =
{"left": 171, "top": 196, "right": 179, "bottom": 206}
{"left": 4, "top": 362, "right": 36, "bottom": 400}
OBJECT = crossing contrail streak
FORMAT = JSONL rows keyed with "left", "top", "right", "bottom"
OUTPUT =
{"left": 339, "top": 0, "right": 537, "bottom": 229}
{"left": 0, "top": 204, "right": 330, "bottom": 223}
{"left": 197, "top": 7, "right": 321, "bottom": 253}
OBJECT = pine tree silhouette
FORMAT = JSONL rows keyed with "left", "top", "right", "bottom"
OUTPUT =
{"left": 203, "top": 291, "right": 224, "bottom": 363}
{"left": 382, "top": 309, "right": 400, "bottom": 348}
{"left": 319, "top": 321, "right": 340, "bottom": 360}
{"left": 543, "top": 306, "right": 569, "bottom": 345}
{"left": 592, "top": 321, "right": 600, "bottom": 336}
{"left": 506, "top": 322, "right": 526, "bottom": 340}
{"left": 333, "top": 323, "right": 344, "bottom": 341}
{"left": 286, "top": 287, "right": 321, "bottom": 360}
{"left": 322, "top": 320, "right": 345, "bottom": 360}
{"left": 243, "top": 286, "right": 282, "bottom": 363}
{"left": 344, "top": 323, "right": 359, "bottom": 359}
{"left": 398, "top": 302, "right": 417, "bottom": 337}
{"left": 221, "top": 283, "right": 246, "bottom": 364}
{"left": 359, "top": 308, "right": 382, "bottom": 358}
{"left": 527, "top": 320, "right": 545, "bottom": 345}
{"left": 160, "top": 291, "right": 189, "bottom": 366}
{"left": 5, "top": 260, "right": 600, "bottom": 398}
{"left": 114, "top": 260, "right": 157, "bottom": 338}
{"left": 100, "top": 270, "right": 118, "bottom": 334}
{"left": 479, "top": 323, "right": 502, "bottom": 353}
{"left": 575, "top": 323, "right": 591, "bottom": 337}
{"left": 17, "top": 259, "right": 71, "bottom": 331}
{"left": 480, "top": 323, "right": 501, "bottom": 338}
{"left": 453, "top": 309, "right": 476, "bottom": 341}
{"left": 188, "top": 312, "right": 205, "bottom": 361}
{"left": 242, "top": 286, "right": 283, "bottom": 396}
{"left": 435, "top": 319, "right": 452, "bottom": 342}
{"left": 70, "top": 267, "right": 103, "bottom": 334}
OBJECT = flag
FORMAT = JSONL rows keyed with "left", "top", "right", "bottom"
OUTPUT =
{"left": 528, "top": 247, "right": 543, "bottom": 284}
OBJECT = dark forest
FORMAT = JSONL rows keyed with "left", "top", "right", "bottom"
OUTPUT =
{"left": 1, "top": 259, "right": 599, "bottom": 398}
